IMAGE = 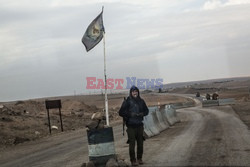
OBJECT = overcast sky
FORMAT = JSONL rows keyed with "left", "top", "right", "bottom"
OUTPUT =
{"left": 1, "top": 0, "right": 250, "bottom": 101}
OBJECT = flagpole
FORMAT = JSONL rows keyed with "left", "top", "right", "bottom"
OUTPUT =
{"left": 103, "top": 32, "right": 109, "bottom": 126}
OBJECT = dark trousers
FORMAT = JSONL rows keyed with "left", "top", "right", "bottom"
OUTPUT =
{"left": 126, "top": 125, "right": 144, "bottom": 162}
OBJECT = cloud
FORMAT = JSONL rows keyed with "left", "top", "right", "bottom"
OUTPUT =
{"left": 226, "top": 0, "right": 250, "bottom": 6}
{"left": 203, "top": 0, "right": 223, "bottom": 10}
{"left": 203, "top": 0, "right": 250, "bottom": 10}
{"left": 0, "top": 0, "right": 250, "bottom": 101}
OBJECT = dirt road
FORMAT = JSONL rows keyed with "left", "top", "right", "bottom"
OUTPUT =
{"left": 1, "top": 100, "right": 250, "bottom": 166}
{"left": 141, "top": 105, "right": 250, "bottom": 166}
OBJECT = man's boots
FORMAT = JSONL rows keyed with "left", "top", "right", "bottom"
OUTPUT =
{"left": 131, "top": 160, "right": 139, "bottom": 166}
{"left": 137, "top": 159, "right": 144, "bottom": 165}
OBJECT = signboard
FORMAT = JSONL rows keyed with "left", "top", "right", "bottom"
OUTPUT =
{"left": 45, "top": 100, "right": 61, "bottom": 109}
{"left": 45, "top": 99, "right": 63, "bottom": 134}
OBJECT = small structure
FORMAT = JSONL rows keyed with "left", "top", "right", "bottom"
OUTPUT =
{"left": 212, "top": 93, "right": 219, "bottom": 100}
{"left": 206, "top": 93, "right": 211, "bottom": 100}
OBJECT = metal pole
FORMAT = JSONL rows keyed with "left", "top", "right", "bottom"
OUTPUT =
{"left": 59, "top": 108, "right": 64, "bottom": 132}
{"left": 103, "top": 33, "right": 109, "bottom": 126}
{"left": 46, "top": 109, "right": 51, "bottom": 134}
{"left": 248, "top": 86, "right": 250, "bottom": 99}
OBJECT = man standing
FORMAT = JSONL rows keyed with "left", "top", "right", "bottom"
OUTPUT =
{"left": 119, "top": 86, "right": 149, "bottom": 166}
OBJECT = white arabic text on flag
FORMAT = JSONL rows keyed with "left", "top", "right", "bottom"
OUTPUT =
{"left": 82, "top": 11, "right": 105, "bottom": 52}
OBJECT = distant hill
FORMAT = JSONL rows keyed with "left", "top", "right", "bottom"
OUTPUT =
{"left": 162, "top": 76, "right": 250, "bottom": 89}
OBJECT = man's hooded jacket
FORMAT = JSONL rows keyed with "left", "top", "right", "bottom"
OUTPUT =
{"left": 119, "top": 86, "right": 149, "bottom": 127}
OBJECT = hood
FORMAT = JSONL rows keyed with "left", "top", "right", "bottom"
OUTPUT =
{"left": 129, "top": 85, "right": 140, "bottom": 98}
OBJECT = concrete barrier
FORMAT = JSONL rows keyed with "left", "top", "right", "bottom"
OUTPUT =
{"left": 156, "top": 107, "right": 170, "bottom": 130}
{"left": 171, "top": 102, "right": 184, "bottom": 109}
{"left": 202, "top": 100, "right": 219, "bottom": 107}
{"left": 143, "top": 109, "right": 160, "bottom": 136}
{"left": 171, "top": 101, "right": 195, "bottom": 109}
{"left": 172, "top": 105, "right": 181, "bottom": 123}
{"left": 143, "top": 106, "right": 157, "bottom": 137}
{"left": 143, "top": 116, "right": 154, "bottom": 138}
{"left": 143, "top": 121, "right": 154, "bottom": 138}
{"left": 219, "top": 98, "right": 235, "bottom": 105}
{"left": 148, "top": 106, "right": 158, "bottom": 113}
{"left": 169, "top": 105, "right": 179, "bottom": 124}
{"left": 152, "top": 110, "right": 165, "bottom": 132}
{"left": 87, "top": 127, "right": 116, "bottom": 167}
{"left": 143, "top": 105, "right": 180, "bottom": 138}
{"left": 163, "top": 105, "right": 178, "bottom": 126}
{"left": 143, "top": 107, "right": 154, "bottom": 138}
{"left": 183, "top": 101, "right": 195, "bottom": 108}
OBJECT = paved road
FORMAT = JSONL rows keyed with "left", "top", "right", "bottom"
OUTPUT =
{"left": 1, "top": 99, "right": 250, "bottom": 166}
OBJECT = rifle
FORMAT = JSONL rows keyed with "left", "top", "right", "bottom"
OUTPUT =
{"left": 122, "top": 97, "right": 126, "bottom": 136}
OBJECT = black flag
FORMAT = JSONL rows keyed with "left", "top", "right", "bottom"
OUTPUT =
{"left": 82, "top": 10, "right": 105, "bottom": 52}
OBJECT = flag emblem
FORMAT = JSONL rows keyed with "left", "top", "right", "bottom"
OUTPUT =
{"left": 82, "top": 10, "right": 105, "bottom": 52}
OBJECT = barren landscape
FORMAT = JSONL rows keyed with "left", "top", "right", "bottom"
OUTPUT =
{"left": 0, "top": 91, "right": 192, "bottom": 149}
{"left": 1, "top": 77, "right": 250, "bottom": 167}
{"left": 1, "top": 0, "right": 250, "bottom": 166}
